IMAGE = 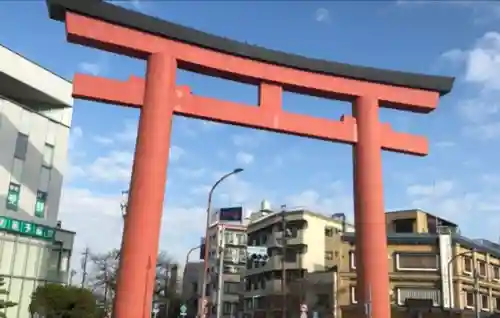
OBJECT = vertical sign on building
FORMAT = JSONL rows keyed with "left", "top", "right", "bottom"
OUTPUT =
{"left": 6, "top": 183, "right": 21, "bottom": 211}
{"left": 35, "top": 191, "right": 47, "bottom": 218}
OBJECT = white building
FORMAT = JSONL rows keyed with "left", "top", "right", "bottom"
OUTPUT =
{"left": 0, "top": 44, "right": 75, "bottom": 318}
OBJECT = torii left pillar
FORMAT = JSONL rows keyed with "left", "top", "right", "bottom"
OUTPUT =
{"left": 113, "top": 53, "right": 175, "bottom": 318}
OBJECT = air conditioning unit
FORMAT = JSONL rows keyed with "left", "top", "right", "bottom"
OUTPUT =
{"left": 240, "top": 251, "right": 247, "bottom": 263}
{"left": 225, "top": 265, "right": 238, "bottom": 274}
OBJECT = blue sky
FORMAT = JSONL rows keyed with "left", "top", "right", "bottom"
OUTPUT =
{"left": 1, "top": 0, "right": 500, "bottom": 269}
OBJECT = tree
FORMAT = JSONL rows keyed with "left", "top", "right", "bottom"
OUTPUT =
{"left": 29, "top": 283, "right": 98, "bottom": 318}
{"left": 88, "top": 249, "right": 181, "bottom": 316}
{"left": 0, "top": 276, "right": 16, "bottom": 317}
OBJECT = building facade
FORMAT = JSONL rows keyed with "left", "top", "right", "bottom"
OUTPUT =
{"left": 287, "top": 210, "right": 500, "bottom": 318}
{"left": 0, "top": 44, "right": 75, "bottom": 318}
{"left": 206, "top": 222, "right": 247, "bottom": 318}
{"left": 243, "top": 205, "right": 354, "bottom": 318}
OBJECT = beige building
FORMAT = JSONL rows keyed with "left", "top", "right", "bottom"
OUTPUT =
{"left": 243, "top": 205, "right": 354, "bottom": 318}
{"left": 0, "top": 44, "right": 75, "bottom": 318}
{"left": 244, "top": 208, "right": 500, "bottom": 318}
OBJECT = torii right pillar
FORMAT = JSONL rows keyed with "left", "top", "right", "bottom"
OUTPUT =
{"left": 353, "top": 95, "right": 390, "bottom": 318}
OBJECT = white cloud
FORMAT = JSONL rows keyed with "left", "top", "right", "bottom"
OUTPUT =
{"left": 59, "top": 187, "right": 206, "bottom": 273}
{"left": 170, "top": 145, "right": 185, "bottom": 162}
{"left": 406, "top": 180, "right": 454, "bottom": 197}
{"left": 442, "top": 32, "right": 500, "bottom": 139}
{"left": 434, "top": 141, "right": 455, "bottom": 148}
{"left": 403, "top": 179, "right": 500, "bottom": 235}
{"left": 68, "top": 126, "right": 83, "bottom": 150}
{"left": 93, "top": 136, "right": 114, "bottom": 145}
{"left": 78, "top": 62, "right": 102, "bottom": 76}
{"left": 235, "top": 151, "right": 254, "bottom": 165}
{"left": 177, "top": 167, "right": 206, "bottom": 179}
{"left": 314, "top": 8, "right": 331, "bottom": 24}
{"left": 442, "top": 32, "right": 500, "bottom": 91}
{"left": 231, "top": 133, "right": 263, "bottom": 148}
{"left": 286, "top": 182, "right": 353, "bottom": 219}
{"left": 85, "top": 151, "right": 133, "bottom": 183}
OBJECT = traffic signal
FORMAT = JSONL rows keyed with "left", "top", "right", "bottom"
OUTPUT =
{"left": 246, "top": 246, "right": 269, "bottom": 264}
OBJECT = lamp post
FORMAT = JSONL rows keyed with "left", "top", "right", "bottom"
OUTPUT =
{"left": 181, "top": 245, "right": 201, "bottom": 318}
{"left": 280, "top": 204, "right": 288, "bottom": 318}
{"left": 447, "top": 248, "right": 479, "bottom": 318}
{"left": 198, "top": 168, "right": 244, "bottom": 318}
{"left": 115, "top": 190, "right": 129, "bottom": 260}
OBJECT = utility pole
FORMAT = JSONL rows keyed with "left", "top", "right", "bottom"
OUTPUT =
{"left": 69, "top": 269, "right": 77, "bottom": 286}
{"left": 103, "top": 262, "right": 109, "bottom": 312}
{"left": 474, "top": 268, "right": 480, "bottom": 318}
{"left": 280, "top": 205, "right": 288, "bottom": 318}
{"left": 81, "top": 247, "right": 90, "bottom": 288}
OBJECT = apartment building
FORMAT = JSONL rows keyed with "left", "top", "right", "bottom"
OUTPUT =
{"left": 205, "top": 215, "right": 248, "bottom": 318}
{"left": 243, "top": 208, "right": 500, "bottom": 318}
{"left": 0, "top": 44, "right": 75, "bottom": 318}
{"left": 290, "top": 210, "right": 500, "bottom": 318}
{"left": 243, "top": 203, "right": 354, "bottom": 318}
{"left": 182, "top": 262, "right": 203, "bottom": 317}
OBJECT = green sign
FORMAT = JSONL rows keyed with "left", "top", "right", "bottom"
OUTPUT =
{"left": 35, "top": 191, "right": 47, "bottom": 218}
{"left": 6, "top": 183, "right": 20, "bottom": 211}
{"left": 180, "top": 304, "right": 187, "bottom": 316}
{"left": 0, "top": 216, "right": 55, "bottom": 241}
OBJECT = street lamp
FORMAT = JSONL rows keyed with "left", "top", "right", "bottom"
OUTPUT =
{"left": 115, "top": 190, "right": 130, "bottom": 260}
{"left": 120, "top": 190, "right": 129, "bottom": 219}
{"left": 198, "top": 168, "right": 244, "bottom": 318}
{"left": 447, "top": 248, "right": 480, "bottom": 318}
{"left": 181, "top": 245, "right": 201, "bottom": 318}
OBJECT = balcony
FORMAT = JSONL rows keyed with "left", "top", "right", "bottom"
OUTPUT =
{"left": 245, "top": 255, "right": 303, "bottom": 276}
{"left": 267, "top": 230, "right": 305, "bottom": 247}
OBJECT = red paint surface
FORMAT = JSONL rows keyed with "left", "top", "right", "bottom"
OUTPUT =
{"left": 60, "top": 10, "right": 447, "bottom": 318}
{"left": 112, "top": 53, "right": 176, "bottom": 318}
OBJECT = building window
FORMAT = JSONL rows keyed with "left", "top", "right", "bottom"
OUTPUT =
{"left": 397, "top": 288, "right": 440, "bottom": 307}
{"left": 6, "top": 182, "right": 21, "bottom": 211}
{"left": 464, "top": 257, "right": 473, "bottom": 274}
{"left": 350, "top": 251, "right": 356, "bottom": 270}
{"left": 325, "top": 251, "right": 334, "bottom": 260}
{"left": 492, "top": 265, "right": 500, "bottom": 281}
{"left": 350, "top": 286, "right": 357, "bottom": 304}
{"left": 11, "top": 158, "right": 24, "bottom": 183}
{"left": 494, "top": 296, "right": 500, "bottom": 311}
{"left": 478, "top": 261, "right": 487, "bottom": 277}
{"left": 325, "top": 227, "right": 334, "bottom": 237}
{"left": 481, "top": 294, "right": 489, "bottom": 311}
{"left": 39, "top": 167, "right": 51, "bottom": 192}
{"left": 224, "top": 282, "right": 240, "bottom": 294}
{"left": 14, "top": 133, "right": 29, "bottom": 160}
{"left": 35, "top": 191, "right": 47, "bottom": 218}
{"left": 245, "top": 298, "right": 252, "bottom": 310}
{"left": 465, "top": 291, "right": 475, "bottom": 309}
{"left": 224, "top": 232, "right": 234, "bottom": 244}
{"left": 236, "top": 233, "right": 247, "bottom": 245}
{"left": 396, "top": 253, "right": 438, "bottom": 271}
{"left": 42, "top": 143, "right": 55, "bottom": 168}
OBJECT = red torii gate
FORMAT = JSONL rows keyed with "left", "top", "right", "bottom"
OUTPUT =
{"left": 45, "top": 1, "right": 454, "bottom": 317}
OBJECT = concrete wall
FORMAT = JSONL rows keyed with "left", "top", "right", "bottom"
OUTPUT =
{"left": 0, "top": 96, "right": 71, "bottom": 227}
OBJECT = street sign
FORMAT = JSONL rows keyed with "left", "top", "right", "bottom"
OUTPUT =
{"left": 246, "top": 246, "right": 268, "bottom": 255}
{"left": 180, "top": 304, "right": 187, "bottom": 316}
